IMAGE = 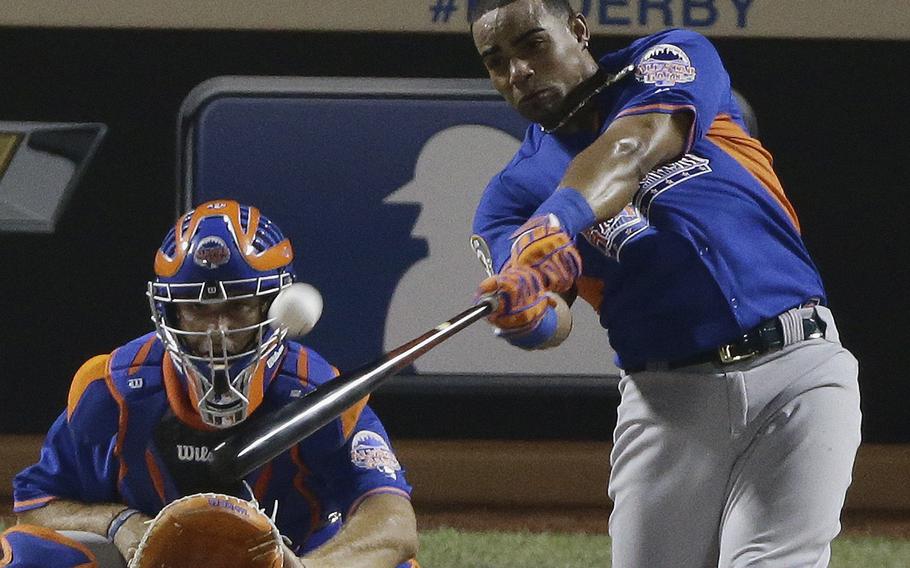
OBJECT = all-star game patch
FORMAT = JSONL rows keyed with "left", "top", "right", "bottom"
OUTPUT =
{"left": 635, "top": 44, "right": 697, "bottom": 87}
{"left": 350, "top": 430, "right": 401, "bottom": 480}
{"left": 0, "top": 132, "right": 22, "bottom": 182}
{"left": 193, "top": 236, "right": 232, "bottom": 269}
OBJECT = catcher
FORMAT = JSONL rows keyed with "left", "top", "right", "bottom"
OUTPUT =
{"left": 2, "top": 200, "right": 419, "bottom": 567}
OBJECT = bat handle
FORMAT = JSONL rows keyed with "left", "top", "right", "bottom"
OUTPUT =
{"left": 475, "top": 292, "right": 500, "bottom": 314}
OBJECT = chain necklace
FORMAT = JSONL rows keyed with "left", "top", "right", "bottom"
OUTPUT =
{"left": 540, "top": 64, "right": 635, "bottom": 135}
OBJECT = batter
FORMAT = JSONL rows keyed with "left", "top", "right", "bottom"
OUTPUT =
{"left": 468, "top": 1, "right": 862, "bottom": 566}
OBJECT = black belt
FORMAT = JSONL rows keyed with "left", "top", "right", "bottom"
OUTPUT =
{"left": 624, "top": 312, "right": 825, "bottom": 374}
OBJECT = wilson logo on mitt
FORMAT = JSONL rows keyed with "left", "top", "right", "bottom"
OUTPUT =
{"left": 130, "top": 493, "right": 283, "bottom": 568}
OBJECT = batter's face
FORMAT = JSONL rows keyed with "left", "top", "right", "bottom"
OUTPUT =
{"left": 473, "top": 0, "right": 594, "bottom": 125}
{"left": 174, "top": 297, "right": 267, "bottom": 356}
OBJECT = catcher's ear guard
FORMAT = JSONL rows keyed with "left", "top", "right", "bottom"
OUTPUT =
{"left": 130, "top": 493, "right": 284, "bottom": 568}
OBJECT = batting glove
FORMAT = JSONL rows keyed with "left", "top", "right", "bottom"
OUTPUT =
{"left": 509, "top": 214, "right": 582, "bottom": 294}
{"left": 475, "top": 266, "right": 559, "bottom": 349}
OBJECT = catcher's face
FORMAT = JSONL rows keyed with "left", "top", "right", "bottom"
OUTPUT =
{"left": 174, "top": 297, "right": 268, "bottom": 357}
{"left": 473, "top": 0, "right": 593, "bottom": 126}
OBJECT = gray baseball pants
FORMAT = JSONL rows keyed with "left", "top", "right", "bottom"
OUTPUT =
{"left": 609, "top": 306, "right": 862, "bottom": 567}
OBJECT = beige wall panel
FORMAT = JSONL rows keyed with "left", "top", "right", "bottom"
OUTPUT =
{"left": 0, "top": 1, "right": 908, "bottom": 40}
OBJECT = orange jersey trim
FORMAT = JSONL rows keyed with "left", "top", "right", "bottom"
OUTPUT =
{"left": 706, "top": 114, "right": 800, "bottom": 232}
{"left": 12, "top": 495, "right": 57, "bottom": 510}
{"left": 1, "top": 524, "right": 97, "bottom": 567}
{"left": 161, "top": 354, "right": 215, "bottom": 431}
{"left": 341, "top": 396, "right": 370, "bottom": 441}
{"left": 128, "top": 336, "right": 157, "bottom": 375}
{"left": 67, "top": 354, "right": 111, "bottom": 421}
{"left": 290, "top": 446, "right": 322, "bottom": 544}
{"left": 296, "top": 349, "right": 310, "bottom": 388}
{"left": 101, "top": 350, "right": 130, "bottom": 487}
{"left": 246, "top": 360, "right": 267, "bottom": 416}
{"left": 252, "top": 463, "right": 274, "bottom": 502}
{"left": 310, "top": 363, "right": 367, "bottom": 441}
{"left": 144, "top": 449, "right": 167, "bottom": 506}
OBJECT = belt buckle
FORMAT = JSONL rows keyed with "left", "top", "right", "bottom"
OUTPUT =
{"left": 717, "top": 343, "right": 759, "bottom": 364}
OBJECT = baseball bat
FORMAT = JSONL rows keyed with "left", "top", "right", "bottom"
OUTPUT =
{"left": 210, "top": 297, "right": 497, "bottom": 481}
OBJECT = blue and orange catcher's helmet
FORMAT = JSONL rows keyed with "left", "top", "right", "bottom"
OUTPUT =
{"left": 148, "top": 200, "right": 295, "bottom": 428}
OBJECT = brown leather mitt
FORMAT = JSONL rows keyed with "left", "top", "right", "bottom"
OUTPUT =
{"left": 129, "top": 493, "right": 283, "bottom": 568}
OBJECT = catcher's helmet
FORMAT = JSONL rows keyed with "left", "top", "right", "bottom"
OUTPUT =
{"left": 148, "top": 200, "right": 294, "bottom": 428}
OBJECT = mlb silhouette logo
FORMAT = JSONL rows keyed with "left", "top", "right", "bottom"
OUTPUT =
{"left": 179, "top": 77, "right": 617, "bottom": 377}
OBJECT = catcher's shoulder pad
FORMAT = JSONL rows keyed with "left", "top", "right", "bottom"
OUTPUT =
{"left": 65, "top": 353, "right": 122, "bottom": 445}
{"left": 281, "top": 341, "right": 338, "bottom": 390}
{"left": 278, "top": 343, "right": 368, "bottom": 443}
{"left": 67, "top": 353, "right": 113, "bottom": 421}
{"left": 107, "top": 333, "right": 168, "bottom": 393}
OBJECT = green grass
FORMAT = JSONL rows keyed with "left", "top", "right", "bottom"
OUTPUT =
{"left": 3, "top": 518, "right": 908, "bottom": 566}
{"left": 418, "top": 528, "right": 612, "bottom": 567}
{"left": 831, "top": 535, "right": 910, "bottom": 568}
{"left": 418, "top": 528, "right": 910, "bottom": 568}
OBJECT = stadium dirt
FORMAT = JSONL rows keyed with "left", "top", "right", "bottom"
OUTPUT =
{"left": 3, "top": 501, "right": 908, "bottom": 540}
{"left": 415, "top": 505, "right": 910, "bottom": 540}
{"left": 3, "top": 442, "right": 909, "bottom": 540}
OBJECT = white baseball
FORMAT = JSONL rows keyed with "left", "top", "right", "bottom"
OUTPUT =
{"left": 268, "top": 282, "right": 323, "bottom": 337}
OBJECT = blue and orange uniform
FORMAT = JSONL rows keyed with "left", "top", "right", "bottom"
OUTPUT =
{"left": 6, "top": 334, "right": 415, "bottom": 567}
{"left": 472, "top": 24, "right": 860, "bottom": 568}
{"left": 474, "top": 28, "right": 824, "bottom": 370}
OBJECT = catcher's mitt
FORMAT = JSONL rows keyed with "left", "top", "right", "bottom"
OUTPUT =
{"left": 129, "top": 493, "right": 283, "bottom": 568}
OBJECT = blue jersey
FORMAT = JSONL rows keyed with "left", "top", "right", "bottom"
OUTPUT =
{"left": 473, "top": 29, "right": 825, "bottom": 369}
{"left": 13, "top": 333, "right": 412, "bottom": 555}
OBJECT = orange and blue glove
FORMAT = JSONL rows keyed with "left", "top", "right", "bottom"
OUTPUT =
{"left": 475, "top": 265, "right": 559, "bottom": 349}
{"left": 508, "top": 214, "right": 583, "bottom": 293}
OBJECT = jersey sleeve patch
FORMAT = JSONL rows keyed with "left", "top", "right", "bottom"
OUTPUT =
{"left": 635, "top": 44, "right": 697, "bottom": 87}
{"left": 67, "top": 354, "right": 111, "bottom": 421}
{"left": 350, "top": 430, "right": 402, "bottom": 481}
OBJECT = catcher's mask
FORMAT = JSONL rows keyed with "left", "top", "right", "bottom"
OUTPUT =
{"left": 148, "top": 200, "right": 295, "bottom": 428}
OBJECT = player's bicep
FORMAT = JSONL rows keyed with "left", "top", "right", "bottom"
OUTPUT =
{"left": 558, "top": 111, "right": 692, "bottom": 220}
{"left": 603, "top": 111, "right": 692, "bottom": 170}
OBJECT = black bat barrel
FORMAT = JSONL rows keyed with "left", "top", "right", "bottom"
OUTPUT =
{"left": 210, "top": 300, "right": 494, "bottom": 481}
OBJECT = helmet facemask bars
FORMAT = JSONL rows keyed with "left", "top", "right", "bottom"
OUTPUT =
{"left": 148, "top": 282, "right": 290, "bottom": 428}
{"left": 148, "top": 200, "right": 296, "bottom": 428}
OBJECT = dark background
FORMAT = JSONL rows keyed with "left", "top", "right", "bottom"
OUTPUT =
{"left": 1, "top": 28, "right": 907, "bottom": 442}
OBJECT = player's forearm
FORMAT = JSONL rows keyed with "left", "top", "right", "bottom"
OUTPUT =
{"left": 558, "top": 112, "right": 691, "bottom": 223}
{"left": 18, "top": 499, "right": 128, "bottom": 536}
{"left": 19, "top": 499, "right": 152, "bottom": 561}
{"left": 301, "top": 493, "right": 418, "bottom": 568}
